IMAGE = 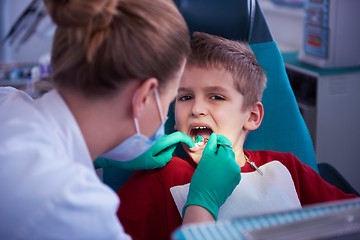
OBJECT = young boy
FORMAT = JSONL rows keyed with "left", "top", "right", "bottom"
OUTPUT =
{"left": 116, "top": 32, "right": 356, "bottom": 240}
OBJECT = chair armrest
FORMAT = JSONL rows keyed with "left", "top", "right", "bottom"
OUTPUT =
{"left": 318, "top": 162, "right": 359, "bottom": 196}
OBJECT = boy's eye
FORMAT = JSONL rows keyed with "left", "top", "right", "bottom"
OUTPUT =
{"left": 178, "top": 95, "right": 192, "bottom": 101}
{"left": 210, "top": 95, "right": 225, "bottom": 100}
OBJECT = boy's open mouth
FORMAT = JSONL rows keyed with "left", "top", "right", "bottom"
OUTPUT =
{"left": 188, "top": 125, "right": 213, "bottom": 151}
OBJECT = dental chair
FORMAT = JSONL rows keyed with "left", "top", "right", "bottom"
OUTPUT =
{"left": 99, "top": 0, "right": 358, "bottom": 196}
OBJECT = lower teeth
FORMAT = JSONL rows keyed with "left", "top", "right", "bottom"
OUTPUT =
{"left": 196, "top": 142, "right": 204, "bottom": 147}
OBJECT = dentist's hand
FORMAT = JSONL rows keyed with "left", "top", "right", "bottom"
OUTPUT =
{"left": 183, "top": 133, "right": 241, "bottom": 220}
{"left": 94, "top": 132, "right": 195, "bottom": 170}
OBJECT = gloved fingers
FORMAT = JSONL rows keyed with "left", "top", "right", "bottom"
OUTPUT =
{"left": 203, "top": 133, "right": 232, "bottom": 155}
{"left": 216, "top": 134, "right": 232, "bottom": 148}
{"left": 153, "top": 144, "right": 177, "bottom": 159}
{"left": 153, "top": 132, "right": 194, "bottom": 155}
{"left": 166, "top": 131, "right": 195, "bottom": 148}
{"left": 216, "top": 146, "right": 240, "bottom": 174}
{"left": 202, "top": 132, "right": 217, "bottom": 154}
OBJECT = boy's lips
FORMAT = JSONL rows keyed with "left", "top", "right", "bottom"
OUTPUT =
{"left": 189, "top": 144, "right": 206, "bottom": 152}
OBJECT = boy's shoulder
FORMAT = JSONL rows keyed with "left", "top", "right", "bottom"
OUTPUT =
{"left": 245, "top": 149, "right": 295, "bottom": 158}
{"left": 245, "top": 150, "right": 300, "bottom": 169}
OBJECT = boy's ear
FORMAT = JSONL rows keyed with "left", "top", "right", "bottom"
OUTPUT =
{"left": 132, "top": 78, "right": 158, "bottom": 118}
{"left": 244, "top": 102, "right": 264, "bottom": 131}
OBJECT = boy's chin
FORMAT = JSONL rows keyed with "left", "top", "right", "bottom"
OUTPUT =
{"left": 184, "top": 149, "right": 202, "bottom": 165}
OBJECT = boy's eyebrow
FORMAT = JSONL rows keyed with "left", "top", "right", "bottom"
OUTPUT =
{"left": 177, "top": 87, "right": 192, "bottom": 93}
{"left": 203, "top": 86, "right": 229, "bottom": 93}
{"left": 178, "top": 86, "right": 229, "bottom": 93}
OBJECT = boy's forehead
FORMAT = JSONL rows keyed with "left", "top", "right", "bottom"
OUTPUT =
{"left": 180, "top": 66, "right": 235, "bottom": 90}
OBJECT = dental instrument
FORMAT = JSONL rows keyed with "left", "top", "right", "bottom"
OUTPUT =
{"left": 195, "top": 135, "right": 263, "bottom": 175}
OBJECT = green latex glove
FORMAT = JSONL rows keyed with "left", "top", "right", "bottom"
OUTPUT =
{"left": 94, "top": 131, "right": 195, "bottom": 170}
{"left": 182, "top": 133, "right": 241, "bottom": 220}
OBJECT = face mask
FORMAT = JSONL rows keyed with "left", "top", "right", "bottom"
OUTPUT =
{"left": 100, "top": 88, "right": 167, "bottom": 161}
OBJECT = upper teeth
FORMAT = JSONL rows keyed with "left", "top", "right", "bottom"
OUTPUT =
{"left": 193, "top": 126, "right": 207, "bottom": 130}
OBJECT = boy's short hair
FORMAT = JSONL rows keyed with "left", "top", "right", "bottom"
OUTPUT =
{"left": 187, "top": 32, "right": 267, "bottom": 109}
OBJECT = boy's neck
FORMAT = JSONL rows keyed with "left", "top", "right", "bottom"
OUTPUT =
{"left": 234, "top": 150, "right": 247, "bottom": 167}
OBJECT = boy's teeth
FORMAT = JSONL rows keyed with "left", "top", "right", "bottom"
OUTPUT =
{"left": 196, "top": 141, "right": 204, "bottom": 146}
{"left": 193, "top": 126, "right": 207, "bottom": 130}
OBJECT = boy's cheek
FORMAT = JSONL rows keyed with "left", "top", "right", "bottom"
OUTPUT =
{"left": 173, "top": 118, "right": 183, "bottom": 132}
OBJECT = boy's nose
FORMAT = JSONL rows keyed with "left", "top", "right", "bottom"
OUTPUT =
{"left": 191, "top": 99, "right": 207, "bottom": 117}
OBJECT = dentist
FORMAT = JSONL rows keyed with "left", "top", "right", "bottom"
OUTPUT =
{"left": 0, "top": 0, "right": 240, "bottom": 239}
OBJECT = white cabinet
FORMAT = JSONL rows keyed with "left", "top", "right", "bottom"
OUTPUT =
{"left": 283, "top": 52, "right": 360, "bottom": 192}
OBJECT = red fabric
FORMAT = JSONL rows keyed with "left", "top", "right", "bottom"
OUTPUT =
{"left": 117, "top": 150, "right": 357, "bottom": 240}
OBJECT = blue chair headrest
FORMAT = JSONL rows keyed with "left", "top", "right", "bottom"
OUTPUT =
{"left": 174, "top": 0, "right": 273, "bottom": 43}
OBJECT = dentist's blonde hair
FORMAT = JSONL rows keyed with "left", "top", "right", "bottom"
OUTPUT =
{"left": 43, "top": 0, "right": 190, "bottom": 97}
